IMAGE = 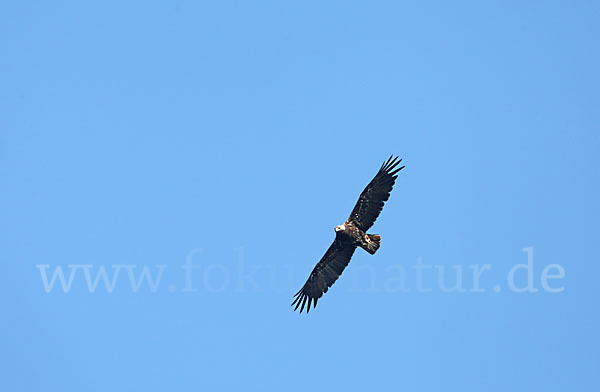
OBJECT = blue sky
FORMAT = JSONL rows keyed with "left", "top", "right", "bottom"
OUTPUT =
{"left": 1, "top": 1, "right": 599, "bottom": 391}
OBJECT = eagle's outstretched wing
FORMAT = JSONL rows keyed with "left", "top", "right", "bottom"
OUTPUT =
{"left": 291, "top": 237, "right": 356, "bottom": 313}
{"left": 347, "top": 156, "right": 404, "bottom": 231}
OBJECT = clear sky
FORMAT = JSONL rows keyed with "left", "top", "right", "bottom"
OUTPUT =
{"left": 2, "top": 1, "right": 599, "bottom": 391}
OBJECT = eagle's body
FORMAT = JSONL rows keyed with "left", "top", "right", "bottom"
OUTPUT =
{"left": 292, "top": 156, "right": 404, "bottom": 313}
{"left": 334, "top": 223, "right": 380, "bottom": 255}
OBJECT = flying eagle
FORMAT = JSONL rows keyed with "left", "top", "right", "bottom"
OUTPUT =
{"left": 292, "top": 155, "right": 404, "bottom": 313}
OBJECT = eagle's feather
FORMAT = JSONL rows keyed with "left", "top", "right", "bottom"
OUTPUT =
{"left": 292, "top": 237, "right": 356, "bottom": 313}
{"left": 348, "top": 155, "right": 404, "bottom": 231}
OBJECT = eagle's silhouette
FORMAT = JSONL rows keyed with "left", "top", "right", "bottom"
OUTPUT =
{"left": 292, "top": 156, "right": 404, "bottom": 313}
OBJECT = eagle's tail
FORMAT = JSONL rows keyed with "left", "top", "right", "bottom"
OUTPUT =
{"left": 365, "top": 234, "right": 381, "bottom": 255}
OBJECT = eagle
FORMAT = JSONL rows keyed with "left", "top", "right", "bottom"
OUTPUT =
{"left": 292, "top": 155, "right": 404, "bottom": 313}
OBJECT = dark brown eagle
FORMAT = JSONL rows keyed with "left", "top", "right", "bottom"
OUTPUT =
{"left": 292, "top": 155, "right": 404, "bottom": 313}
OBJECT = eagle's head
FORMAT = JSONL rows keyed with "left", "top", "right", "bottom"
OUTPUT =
{"left": 334, "top": 224, "right": 346, "bottom": 232}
